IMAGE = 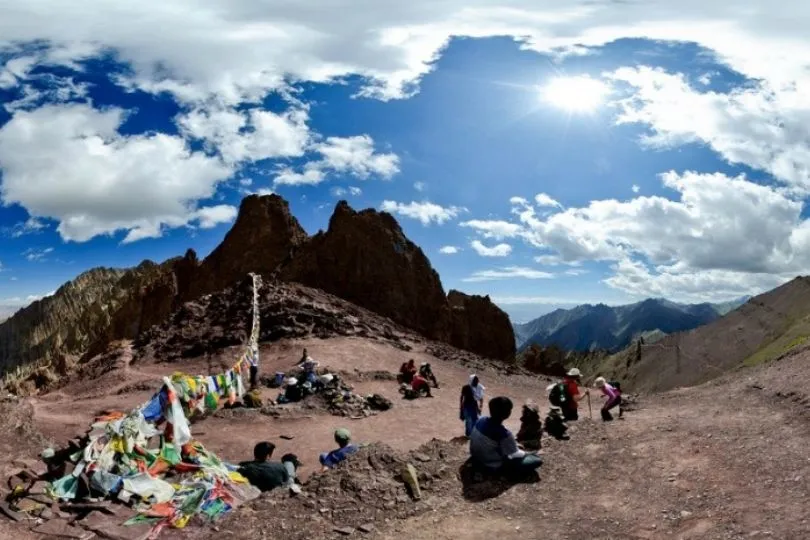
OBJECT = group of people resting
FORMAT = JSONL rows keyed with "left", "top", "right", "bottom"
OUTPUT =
{"left": 398, "top": 359, "right": 439, "bottom": 398}
{"left": 240, "top": 354, "right": 625, "bottom": 493}
{"left": 459, "top": 367, "right": 624, "bottom": 481}
{"left": 238, "top": 427, "right": 360, "bottom": 494}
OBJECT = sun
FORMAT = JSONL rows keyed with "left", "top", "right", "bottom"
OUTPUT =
{"left": 541, "top": 75, "right": 608, "bottom": 113}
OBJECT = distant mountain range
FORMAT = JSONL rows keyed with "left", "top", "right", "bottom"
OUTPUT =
{"left": 513, "top": 296, "right": 751, "bottom": 352}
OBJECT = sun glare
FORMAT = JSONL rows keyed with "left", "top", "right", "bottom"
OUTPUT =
{"left": 542, "top": 75, "right": 608, "bottom": 113}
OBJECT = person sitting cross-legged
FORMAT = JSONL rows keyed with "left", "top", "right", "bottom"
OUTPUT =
{"left": 469, "top": 396, "right": 543, "bottom": 481}
{"left": 319, "top": 428, "right": 359, "bottom": 470}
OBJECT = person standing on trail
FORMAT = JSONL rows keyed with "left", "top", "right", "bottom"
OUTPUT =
{"left": 469, "top": 396, "right": 543, "bottom": 479}
{"left": 549, "top": 368, "right": 588, "bottom": 421}
{"left": 594, "top": 376, "right": 622, "bottom": 421}
{"left": 460, "top": 382, "right": 480, "bottom": 437}
{"left": 470, "top": 375, "right": 485, "bottom": 412}
{"left": 319, "top": 428, "right": 359, "bottom": 470}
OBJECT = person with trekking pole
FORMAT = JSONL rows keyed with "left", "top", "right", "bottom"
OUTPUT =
{"left": 555, "top": 368, "right": 588, "bottom": 422}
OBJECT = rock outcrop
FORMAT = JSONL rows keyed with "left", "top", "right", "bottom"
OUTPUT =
{"left": 447, "top": 290, "right": 515, "bottom": 361}
{"left": 189, "top": 194, "right": 308, "bottom": 298}
{"left": 281, "top": 201, "right": 450, "bottom": 340}
{"left": 1, "top": 195, "right": 515, "bottom": 379}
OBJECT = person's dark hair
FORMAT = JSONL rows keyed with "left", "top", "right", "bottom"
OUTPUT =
{"left": 461, "top": 384, "right": 474, "bottom": 402}
{"left": 488, "top": 396, "right": 513, "bottom": 422}
{"left": 281, "top": 453, "right": 301, "bottom": 468}
{"left": 254, "top": 441, "right": 276, "bottom": 461}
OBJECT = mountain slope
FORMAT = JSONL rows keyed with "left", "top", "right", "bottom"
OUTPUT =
{"left": 594, "top": 277, "right": 810, "bottom": 392}
{"left": 514, "top": 297, "right": 748, "bottom": 352}
{"left": 0, "top": 195, "right": 515, "bottom": 384}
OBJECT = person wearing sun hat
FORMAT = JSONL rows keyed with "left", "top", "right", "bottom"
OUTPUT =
{"left": 319, "top": 427, "right": 359, "bottom": 470}
{"left": 561, "top": 367, "right": 588, "bottom": 422}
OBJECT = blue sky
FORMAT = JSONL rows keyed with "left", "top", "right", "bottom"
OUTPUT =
{"left": 3, "top": 1, "right": 810, "bottom": 323}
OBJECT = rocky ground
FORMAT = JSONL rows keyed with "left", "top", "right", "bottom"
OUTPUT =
{"left": 2, "top": 331, "right": 810, "bottom": 539}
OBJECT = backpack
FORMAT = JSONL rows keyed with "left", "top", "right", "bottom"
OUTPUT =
{"left": 548, "top": 382, "right": 569, "bottom": 407}
{"left": 608, "top": 381, "right": 622, "bottom": 393}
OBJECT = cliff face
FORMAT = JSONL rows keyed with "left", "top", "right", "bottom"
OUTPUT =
{"left": 1, "top": 195, "right": 515, "bottom": 378}
{"left": 447, "top": 290, "right": 515, "bottom": 361}
{"left": 0, "top": 264, "right": 165, "bottom": 373}
{"left": 281, "top": 201, "right": 451, "bottom": 340}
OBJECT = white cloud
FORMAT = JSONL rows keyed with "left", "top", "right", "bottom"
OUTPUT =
{"left": 4, "top": 217, "right": 47, "bottom": 238}
{"left": 534, "top": 193, "right": 563, "bottom": 209}
{"left": 631, "top": 184, "right": 640, "bottom": 193}
{"left": 464, "top": 170, "right": 810, "bottom": 300}
{"left": 462, "top": 266, "right": 554, "bottom": 282}
{"left": 274, "top": 166, "right": 326, "bottom": 186}
{"left": 439, "top": 245, "right": 459, "bottom": 254}
{"left": 509, "top": 196, "right": 529, "bottom": 206}
{"left": 193, "top": 205, "right": 238, "bottom": 229}
{"left": 331, "top": 186, "right": 363, "bottom": 197}
{"left": 23, "top": 247, "right": 53, "bottom": 262}
{"left": 414, "top": 181, "right": 426, "bottom": 192}
{"left": 604, "top": 258, "right": 789, "bottom": 303}
{"left": 380, "top": 200, "right": 465, "bottom": 225}
{"left": 274, "top": 135, "right": 399, "bottom": 186}
{"left": 0, "top": 104, "right": 232, "bottom": 242}
{"left": 4, "top": 0, "right": 810, "bottom": 108}
{"left": 609, "top": 66, "right": 810, "bottom": 191}
{"left": 254, "top": 188, "right": 276, "bottom": 196}
{"left": 178, "top": 106, "right": 310, "bottom": 165}
{"left": 470, "top": 240, "right": 513, "bottom": 257}
{"left": 460, "top": 219, "right": 523, "bottom": 240}
{"left": 239, "top": 179, "right": 253, "bottom": 187}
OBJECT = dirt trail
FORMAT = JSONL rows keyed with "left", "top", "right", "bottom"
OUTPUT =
{"left": 15, "top": 338, "right": 810, "bottom": 540}
{"left": 379, "top": 368, "right": 810, "bottom": 540}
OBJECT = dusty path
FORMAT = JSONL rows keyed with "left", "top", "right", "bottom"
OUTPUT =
{"left": 381, "top": 366, "right": 810, "bottom": 540}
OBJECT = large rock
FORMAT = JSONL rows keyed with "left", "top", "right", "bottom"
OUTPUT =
{"left": 281, "top": 201, "right": 450, "bottom": 340}
{"left": 447, "top": 290, "right": 515, "bottom": 361}
{"left": 189, "top": 194, "right": 308, "bottom": 298}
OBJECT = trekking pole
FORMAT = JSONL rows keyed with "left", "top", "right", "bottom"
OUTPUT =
{"left": 587, "top": 392, "right": 592, "bottom": 420}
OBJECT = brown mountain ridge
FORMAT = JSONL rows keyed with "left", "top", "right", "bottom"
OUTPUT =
{"left": 0, "top": 195, "right": 514, "bottom": 381}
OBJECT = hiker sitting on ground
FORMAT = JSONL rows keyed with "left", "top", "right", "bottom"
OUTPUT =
{"left": 594, "top": 376, "right": 622, "bottom": 421}
{"left": 282, "top": 377, "right": 303, "bottom": 403}
{"left": 320, "top": 428, "right": 359, "bottom": 470}
{"left": 470, "top": 375, "right": 485, "bottom": 411}
{"left": 297, "top": 353, "right": 320, "bottom": 384}
{"left": 238, "top": 442, "right": 302, "bottom": 493}
{"left": 470, "top": 396, "right": 543, "bottom": 480}
{"left": 419, "top": 362, "right": 439, "bottom": 388}
{"left": 515, "top": 401, "right": 543, "bottom": 451}
{"left": 411, "top": 373, "right": 433, "bottom": 397}
{"left": 399, "top": 359, "right": 417, "bottom": 384}
{"left": 550, "top": 368, "right": 588, "bottom": 422}
{"left": 460, "top": 381, "right": 480, "bottom": 437}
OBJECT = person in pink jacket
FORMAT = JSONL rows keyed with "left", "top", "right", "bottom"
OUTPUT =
{"left": 594, "top": 376, "right": 622, "bottom": 421}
